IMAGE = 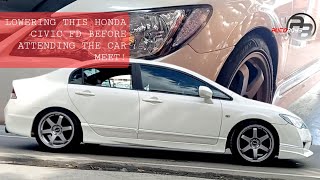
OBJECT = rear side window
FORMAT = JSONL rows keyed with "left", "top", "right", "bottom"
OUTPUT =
{"left": 69, "top": 69, "right": 83, "bottom": 85}
{"left": 69, "top": 67, "right": 133, "bottom": 90}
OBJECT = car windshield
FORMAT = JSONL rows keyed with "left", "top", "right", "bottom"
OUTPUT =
{"left": 0, "top": 0, "right": 76, "bottom": 12}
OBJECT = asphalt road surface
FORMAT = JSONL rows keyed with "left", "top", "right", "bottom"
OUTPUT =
{"left": 0, "top": 83, "right": 319, "bottom": 180}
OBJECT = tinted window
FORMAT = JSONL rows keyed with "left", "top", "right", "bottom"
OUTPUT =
{"left": 69, "top": 69, "right": 83, "bottom": 85}
{"left": 69, "top": 67, "right": 133, "bottom": 90}
{"left": 141, "top": 65, "right": 203, "bottom": 96}
{"left": 140, "top": 65, "right": 231, "bottom": 99}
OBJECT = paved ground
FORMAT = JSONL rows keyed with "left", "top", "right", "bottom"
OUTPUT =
{"left": 0, "top": 130, "right": 320, "bottom": 180}
{"left": 0, "top": 83, "right": 319, "bottom": 180}
{"left": 0, "top": 164, "right": 208, "bottom": 180}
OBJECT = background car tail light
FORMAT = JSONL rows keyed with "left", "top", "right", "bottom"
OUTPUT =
{"left": 10, "top": 5, "right": 212, "bottom": 60}
{"left": 173, "top": 8, "right": 211, "bottom": 47}
{"left": 129, "top": 9, "right": 185, "bottom": 58}
{"left": 11, "top": 88, "right": 17, "bottom": 99}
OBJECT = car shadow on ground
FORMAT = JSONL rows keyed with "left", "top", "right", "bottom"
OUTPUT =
{"left": 46, "top": 143, "right": 304, "bottom": 169}
{"left": 2, "top": 136, "right": 304, "bottom": 169}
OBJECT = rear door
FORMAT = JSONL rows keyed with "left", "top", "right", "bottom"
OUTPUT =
{"left": 68, "top": 66, "right": 140, "bottom": 139}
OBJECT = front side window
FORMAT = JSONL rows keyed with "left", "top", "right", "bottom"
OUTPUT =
{"left": 140, "top": 65, "right": 202, "bottom": 96}
{"left": 140, "top": 65, "right": 231, "bottom": 99}
{"left": 69, "top": 67, "right": 133, "bottom": 90}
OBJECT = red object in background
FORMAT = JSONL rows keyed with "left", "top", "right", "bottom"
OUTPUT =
{"left": 271, "top": 27, "right": 288, "bottom": 33}
{"left": 0, "top": 12, "right": 130, "bottom": 68}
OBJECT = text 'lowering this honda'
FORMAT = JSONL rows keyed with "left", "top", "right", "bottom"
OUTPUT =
{"left": 1, "top": 12, "right": 131, "bottom": 67}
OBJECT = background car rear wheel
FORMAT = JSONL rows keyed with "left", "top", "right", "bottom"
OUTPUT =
{"left": 217, "top": 34, "right": 274, "bottom": 103}
{"left": 35, "top": 109, "right": 81, "bottom": 152}
{"left": 230, "top": 123, "right": 277, "bottom": 163}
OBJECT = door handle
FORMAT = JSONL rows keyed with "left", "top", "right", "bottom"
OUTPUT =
{"left": 142, "top": 97, "right": 163, "bottom": 103}
{"left": 75, "top": 90, "right": 95, "bottom": 96}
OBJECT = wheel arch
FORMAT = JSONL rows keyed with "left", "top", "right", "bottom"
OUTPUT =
{"left": 246, "top": 27, "right": 279, "bottom": 83}
{"left": 222, "top": 27, "right": 279, "bottom": 82}
{"left": 220, "top": 6, "right": 282, "bottom": 83}
{"left": 216, "top": 26, "right": 279, "bottom": 102}
{"left": 31, "top": 107, "right": 83, "bottom": 142}
{"left": 225, "top": 118, "right": 280, "bottom": 155}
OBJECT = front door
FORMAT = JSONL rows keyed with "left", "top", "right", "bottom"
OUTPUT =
{"left": 137, "top": 64, "right": 223, "bottom": 145}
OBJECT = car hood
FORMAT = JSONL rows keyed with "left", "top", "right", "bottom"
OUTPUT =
{"left": 239, "top": 97, "right": 300, "bottom": 119}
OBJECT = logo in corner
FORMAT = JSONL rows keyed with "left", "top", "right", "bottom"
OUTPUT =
{"left": 286, "top": 13, "right": 317, "bottom": 40}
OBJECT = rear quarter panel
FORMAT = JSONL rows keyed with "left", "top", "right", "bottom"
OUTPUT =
{"left": 12, "top": 68, "right": 89, "bottom": 125}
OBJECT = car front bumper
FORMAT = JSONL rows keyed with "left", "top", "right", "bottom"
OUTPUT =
{"left": 274, "top": 124, "right": 313, "bottom": 159}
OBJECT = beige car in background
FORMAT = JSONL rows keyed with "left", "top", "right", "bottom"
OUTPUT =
{"left": 134, "top": 0, "right": 320, "bottom": 107}
{"left": 0, "top": 0, "right": 319, "bottom": 110}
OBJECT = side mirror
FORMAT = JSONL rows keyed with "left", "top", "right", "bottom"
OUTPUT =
{"left": 199, "top": 86, "right": 213, "bottom": 104}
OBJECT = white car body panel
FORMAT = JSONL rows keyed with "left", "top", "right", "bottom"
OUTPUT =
{"left": 138, "top": 91, "right": 222, "bottom": 145}
{"left": 68, "top": 84, "right": 140, "bottom": 139}
{"left": 4, "top": 59, "right": 313, "bottom": 160}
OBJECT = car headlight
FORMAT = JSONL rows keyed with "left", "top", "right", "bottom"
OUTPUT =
{"left": 10, "top": 5, "right": 212, "bottom": 60}
{"left": 279, "top": 114, "right": 307, "bottom": 129}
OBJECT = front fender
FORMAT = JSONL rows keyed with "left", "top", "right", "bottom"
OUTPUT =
{"left": 224, "top": 6, "right": 290, "bottom": 82}
{"left": 219, "top": 100, "right": 287, "bottom": 139}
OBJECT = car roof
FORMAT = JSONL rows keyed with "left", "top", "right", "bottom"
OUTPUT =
{"left": 73, "top": 59, "right": 194, "bottom": 75}
{"left": 130, "top": 59, "right": 189, "bottom": 72}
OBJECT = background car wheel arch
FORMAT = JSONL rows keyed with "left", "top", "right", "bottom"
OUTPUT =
{"left": 223, "top": 12, "right": 280, "bottom": 79}
{"left": 217, "top": 31, "right": 276, "bottom": 103}
{"left": 223, "top": 26, "right": 279, "bottom": 83}
{"left": 246, "top": 27, "right": 279, "bottom": 81}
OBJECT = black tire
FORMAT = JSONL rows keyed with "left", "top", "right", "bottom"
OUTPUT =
{"left": 216, "top": 34, "right": 274, "bottom": 103}
{"left": 230, "top": 121, "right": 278, "bottom": 164}
{"left": 35, "top": 108, "right": 82, "bottom": 152}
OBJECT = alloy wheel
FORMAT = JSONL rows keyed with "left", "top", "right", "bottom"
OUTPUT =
{"left": 38, "top": 112, "right": 75, "bottom": 149}
{"left": 236, "top": 125, "right": 274, "bottom": 162}
{"left": 228, "top": 52, "right": 272, "bottom": 102}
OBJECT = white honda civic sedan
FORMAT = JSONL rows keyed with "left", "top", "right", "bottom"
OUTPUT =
{"left": 4, "top": 59, "right": 312, "bottom": 163}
